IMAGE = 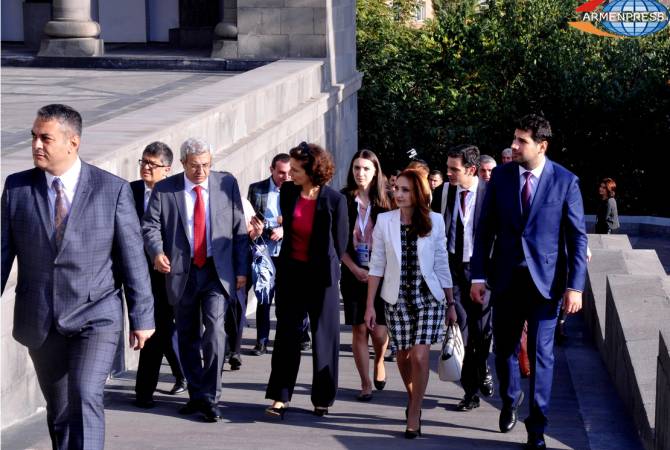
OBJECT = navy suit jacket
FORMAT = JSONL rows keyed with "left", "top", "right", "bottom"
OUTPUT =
{"left": 1, "top": 162, "right": 155, "bottom": 349}
{"left": 470, "top": 159, "right": 587, "bottom": 299}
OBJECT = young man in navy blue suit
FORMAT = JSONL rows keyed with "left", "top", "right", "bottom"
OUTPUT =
{"left": 470, "top": 115, "right": 587, "bottom": 450}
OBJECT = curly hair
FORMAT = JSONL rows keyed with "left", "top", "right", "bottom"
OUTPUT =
{"left": 289, "top": 142, "right": 335, "bottom": 187}
{"left": 397, "top": 169, "right": 432, "bottom": 238}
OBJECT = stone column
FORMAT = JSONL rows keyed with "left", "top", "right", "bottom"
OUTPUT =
{"left": 38, "top": 0, "right": 104, "bottom": 57}
{"left": 211, "top": 0, "right": 239, "bottom": 58}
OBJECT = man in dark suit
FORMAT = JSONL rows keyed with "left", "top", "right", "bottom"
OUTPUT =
{"left": 247, "top": 153, "right": 312, "bottom": 355}
{"left": 142, "top": 138, "right": 249, "bottom": 422}
{"left": 471, "top": 114, "right": 587, "bottom": 449}
{"left": 1, "top": 104, "right": 155, "bottom": 450}
{"left": 131, "top": 142, "right": 186, "bottom": 408}
{"left": 432, "top": 144, "right": 494, "bottom": 412}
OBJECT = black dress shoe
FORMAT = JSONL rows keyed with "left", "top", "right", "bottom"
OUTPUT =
{"left": 169, "top": 380, "right": 187, "bottom": 395}
{"left": 525, "top": 432, "right": 546, "bottom": 449}
{"left": 201, "top": 403, "right": 223, "bottom": 423}
{"left": 252, "top": 342, "right": 267, "bottom": 356}
{"left": 456, "top": 394, "right": 480, "bottom": 411}
{"left": 179, "top": 399, "right": 203, "bottom": 415}
{"left": 300, "top": 341, "right": 312, "bottom": 351}
{"left": 229, "top": 354, "right": 242, "bottom": 371}
{"left": 480, "top": 372, "right": 494, "bottom": 398}
{"left": 133, "top": 398, "right": 155, "bottom": 409}
{"left": 313, "top": 406, "right": 328, "bottom": 416}
{"left": 499, "top": 392, "right": 524, "bottom": 433}
{"left": 356, "top": 392, "right": 373, "bottom": 402}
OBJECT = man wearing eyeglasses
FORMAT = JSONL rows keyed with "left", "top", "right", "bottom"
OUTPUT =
{"left": 131, "top": 142, "right": 187, "bottom": 409}
{"left": 142, "top": 138, "right": 249, "bottom": 422}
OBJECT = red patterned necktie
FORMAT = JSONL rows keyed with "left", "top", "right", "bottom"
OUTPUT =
{"left": 459, "top": 190, "right": 468, "bottom": 216}
{"left": 522, "top": 171, "right": 532, "bottom": 214}
{"left": 192, "top": 185, "right": 206, "bottom": 268}
{"left": 53, "top": 178, "right": 68, "bottom": 246}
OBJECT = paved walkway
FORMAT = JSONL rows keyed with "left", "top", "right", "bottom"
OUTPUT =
{"left": 2, "top": 307, "right": 642, "bottom": 450}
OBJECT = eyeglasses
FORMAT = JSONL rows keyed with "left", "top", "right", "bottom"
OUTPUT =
{"left": 139, "top": 159, "right": 168, "bottom": 170}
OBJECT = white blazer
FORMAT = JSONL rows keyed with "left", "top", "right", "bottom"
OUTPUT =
{"left": 368, "top": 209, "right": 452, "bottom": 305}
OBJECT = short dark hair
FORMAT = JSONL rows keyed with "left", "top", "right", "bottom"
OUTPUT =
{"left": 271, "top": 153, "right": 290, "bottom": 168}
{"left": 516, "top": 114, "right": 552, "bottom": 143}
{"left": 429, "top": 169, "right": 443, "bottom": 178}
{"left": 36, "top": 104, "right": 83, "bottom": 137}
{"left": 143, "top": 141, "right": 174, "bottom": 166}
{"left": 289, "top": 142, "right": 335, "bottom": 186}
{"left": 447, "top": 144, "right": 480, "bottom": 168}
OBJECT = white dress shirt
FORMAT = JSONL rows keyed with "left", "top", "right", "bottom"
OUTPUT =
{"left": 183, "top": 174, "right": 212, "bottom": 258}
{"left": 448, "top": 176, "right": 479, "bottom": 262}
{"left": 264, "top": 177, "right": 281, "bottom": 228}
{"left": 45, "top": 157, "right": 82, "bottom": 219}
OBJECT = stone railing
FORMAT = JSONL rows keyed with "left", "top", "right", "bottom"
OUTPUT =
{"left": 586, "top": 234, "right": 670, "bottom": 450}
{"left": 0, "top": 58, "right": 360, "bottom": 429}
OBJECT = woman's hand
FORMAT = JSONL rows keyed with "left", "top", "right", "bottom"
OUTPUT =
{"left": 446, "top": 304, "right": 457, "bottom": 325}
{"left": 354, "top": 267, "right": 369, "bottom": 283}
{"left": 364, "top": 306, "right": 376, "bottom": 331}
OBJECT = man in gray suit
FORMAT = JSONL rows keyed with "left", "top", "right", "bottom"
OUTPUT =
{"left": 431, "top": 144, "right": 493, "bottom": 412}
{"left": 142, "top": 138, "right": 248, "bottom": 422}
{"left": 1, "top": 104, "right": 155, "bottom": 450}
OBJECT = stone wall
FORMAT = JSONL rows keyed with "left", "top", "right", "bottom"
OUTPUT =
{"left": 586, "top": 234, "right": 670, "bottom": 450}
{"left": 0, "top": 58, "right": 359, "bottom": 429}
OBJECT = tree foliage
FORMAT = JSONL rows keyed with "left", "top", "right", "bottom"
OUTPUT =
{"left": 356, "top": 0, "right": 670, "bottom": 216}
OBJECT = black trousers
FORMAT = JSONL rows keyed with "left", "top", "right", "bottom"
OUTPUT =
{"left": 135, "top": 268, "right": 184, "bottom": 400}
{"left": 174, "top": 259, "right": 227, "bottom": 405}
{"left": 449, "top": 254, "right": 493, "bottom": 397}
{"left": 266, "top": 258, "right": 340, "bottom": 407}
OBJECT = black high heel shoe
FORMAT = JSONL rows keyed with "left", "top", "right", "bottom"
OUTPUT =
{"left": 404, "top": 408, "right": 422, "bottom": 439}
{"left": 373, "top": 379, "right": 386, "bottom": 391}
{"left": 265, "top": 403, "right": 288, "bottom": 420}
{"left": 313, "top": 406, "right": 329, "bottom": 416}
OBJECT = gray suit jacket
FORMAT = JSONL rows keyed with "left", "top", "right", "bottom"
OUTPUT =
{"left": 431, "top": 181, "right": 487, "bottom": 247}
{"left": 142, "top": 171, "right": 249, "bottom": 305}
{"left": 1, "top": 162, "right": 155, "bottom": 349}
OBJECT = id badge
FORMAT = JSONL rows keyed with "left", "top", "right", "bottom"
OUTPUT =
{"left": 355, "top": 243, "right": 370, "bottom": 267}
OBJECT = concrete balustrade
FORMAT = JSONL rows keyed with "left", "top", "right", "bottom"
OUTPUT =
{"left": 38, "top": 0, "right": 104, "bottom": 57}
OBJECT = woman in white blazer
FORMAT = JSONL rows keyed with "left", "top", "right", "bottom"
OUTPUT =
{"left": 365, "top": 169, "right": 456, "bottom": 439}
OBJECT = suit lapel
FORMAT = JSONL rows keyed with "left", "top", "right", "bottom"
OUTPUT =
{"left": 473, "top": 180, "right": 486, "bottom": 235}
{"left": 208, "top": 173, "right": 224, "bottom": 241}
{"left": 390, "top": 209, "right": 402, "bottom": 266}
{"left": 444, "top": 184, "right": 456, "bottom": 238}
{"left": 174, "top": 175, "right": 191, "bottom": 245}
{"left": 32, "top": 169, "right": 57, "bottom": 253}
{"left": 440, "top": 183, "right": 449, "bottom": 216}
{"left": 526, "top": 159, "right": 554, "bottom": 226}
{"left": 57, "top": 162, "right": 92, "bottom": 254}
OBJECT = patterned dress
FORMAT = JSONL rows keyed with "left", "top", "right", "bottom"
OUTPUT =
{"left": 384, "top": 225, "right": 445, "bottom": 349}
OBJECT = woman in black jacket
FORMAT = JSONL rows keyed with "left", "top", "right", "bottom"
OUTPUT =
{"left": 595, "top": 177, "right": 619, "bottom": 234}
{"left": 265, "top": 142, "right": 348, "bottom": 418}
{"left": 340, "top": 150, "right": 392, "bottom": 402}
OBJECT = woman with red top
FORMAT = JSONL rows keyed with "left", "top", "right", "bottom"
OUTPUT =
{"left": 265, "top": 142, "right": 348, "bottom": 419}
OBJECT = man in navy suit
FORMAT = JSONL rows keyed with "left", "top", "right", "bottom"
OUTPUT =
{"left": 470, "top": 114, "right": 587, "bottom": 450}
{"left": 1, "top": 104, "right": 155, "bottom": 450}
{"left": 131, "top": 142, "right": 186, "bottom": 408}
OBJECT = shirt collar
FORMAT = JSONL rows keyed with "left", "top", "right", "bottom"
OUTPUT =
{"left": 184, "top": 173, "right": 209, "bottom": 192}
{"left": 456, "top": 175, "right": 479, "bottom": 195}
{"left": 45, "top": 157, "right": 82, "bottom": 191}
{"left": 518, "top": 157, "right": 546, "bottom": 179}
{"left": 144, "top": 182, "right": 153, "bottom": 195}
{"left": 269, "top": 177, "right": 280, "bottom": 193}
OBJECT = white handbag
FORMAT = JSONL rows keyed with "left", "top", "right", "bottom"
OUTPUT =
{"left": 438, "top": 323, "right": 465, "bottom": 382}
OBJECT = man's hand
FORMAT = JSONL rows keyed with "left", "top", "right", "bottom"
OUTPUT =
{"left": 153, "top": 253, "right": 171, "bottom": 273}
{"left": 129, "top": 329, "right": 155, "bottom": 350}
{"left": 563, "top": 289, "right": 583, "bottom": 314}
{"left": 470, "top": 282, "right": 486, "bottom": 305}
{"left": 236, "top": 276, "right": 247, "bottom": 290}
{"left": 270, "top": 226, "right": 283, "bottom": 241}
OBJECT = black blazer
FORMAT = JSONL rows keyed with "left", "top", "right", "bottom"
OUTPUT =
{"left": 277, "top": 182, "right": 348, "bottom": 287}
{"left": 247, "top": 177, "right": 272, "bottom": 215}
